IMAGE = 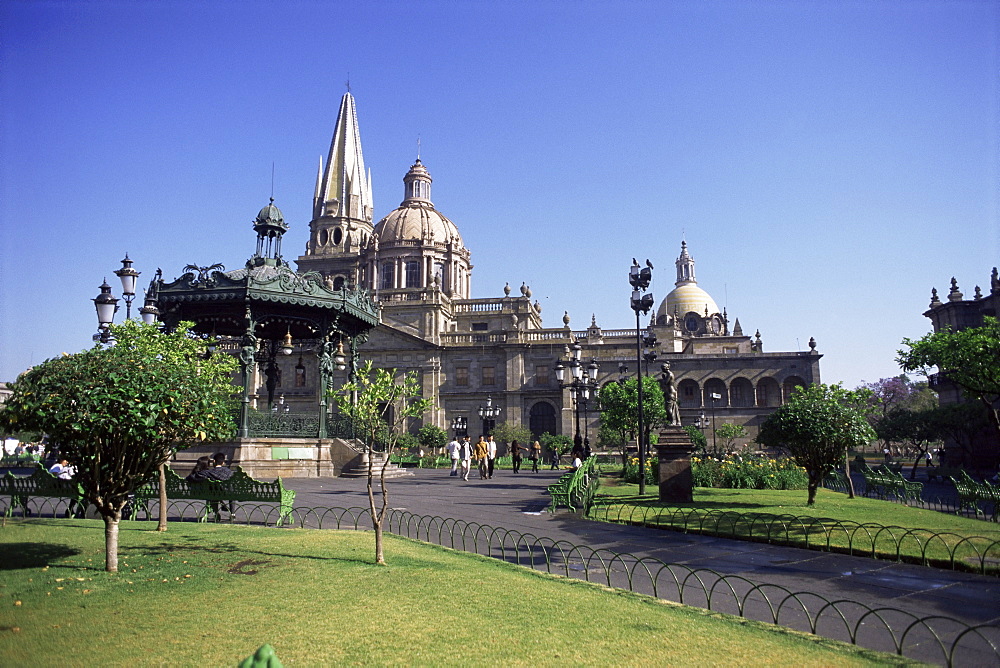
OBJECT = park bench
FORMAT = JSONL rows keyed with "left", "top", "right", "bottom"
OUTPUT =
{"left": 860, "top": 464, "right": 923, "bottom": 503}
{"left": 949, "top": 470, "right": 1000, "bottom": 521}
{"left": 0, "top": 453, "right": 42, "bottom": 468}
{"left": 926, "top": 466, "right": 965, "bottom": 482}
{"left": 0, "top": 466, "right": 84, "bottom": 517}
{"left": 547, "top": 457, "right": 601, "bottom": 513}
{"left": 133, "top": 466, "right": 296, "bottom": 525}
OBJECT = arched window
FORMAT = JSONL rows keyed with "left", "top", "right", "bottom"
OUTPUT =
{"left": 678, "top": 379, "right": 700, "bottom": 408}
{"left": 332, "top": 276, "right": 345, "bottom": 291}
{"left": 756, "top": 377, "right": 781, "bottom": 407}
{"left": 703, "top": 379, "right": 728, "bottom": 408}
{"left": 730, "top": 378, "right": 754, "bottom": 407}
{"left": 405, "top": 261, "right": 421, "bottom": 288}
{"left": 783, "top": 376, "right": 807, "bottom": 403}
{"left": 529, "top": 402, "right": 557, "bottom": 441}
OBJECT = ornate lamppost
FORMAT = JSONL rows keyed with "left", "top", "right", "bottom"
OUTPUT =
{"left": 629, "top": 258, "right": 654, "bottom": 495}
{"left": 709, "top": 392, "right": 721, "bottom": 455}
{"left": 554, "top": 343, "right": 599, "bottom": 451}
{"left": 93, "top": 255, "right": 159, "bottom": 344}
{"left": 450, "top": 416, "right": 468, "bottom": 439}
{"left": 478, "top": 395, "right": 500, "bottom": 437}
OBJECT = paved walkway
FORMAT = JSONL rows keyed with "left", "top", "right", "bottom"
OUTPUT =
{"left": 283, "top": 467, "right": 1000, "bottom": 663}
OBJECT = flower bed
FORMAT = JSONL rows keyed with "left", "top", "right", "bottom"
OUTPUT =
{"left": 692, "top": 454, "right": 808, "bottom": 490}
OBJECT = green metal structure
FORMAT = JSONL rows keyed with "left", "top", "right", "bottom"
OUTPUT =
{"left": 151, "top": 199, "right": 379, "bottom": 439}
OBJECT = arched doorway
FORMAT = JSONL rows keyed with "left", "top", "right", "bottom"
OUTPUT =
{"left": 730, "top": 377, "right": 754, "bottom": 407}
{"left": 529, "top": 401, "right": 557, "bottom": 441}
{"left": 756, "top": 377, "right": 781, "bottom": 407}
{"left": 678, "top": 379, "right": 700, "bottom": 408}
{"left": 783, "top": 376, "right": 807, "bottom": 403}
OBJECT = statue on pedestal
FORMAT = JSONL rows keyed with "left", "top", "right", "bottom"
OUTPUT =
{"left": 659, "top": 362, "right": 681, "bottom": 426}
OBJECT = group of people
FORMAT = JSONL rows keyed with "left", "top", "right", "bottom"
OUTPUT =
{"left": 445, "top": 436, "right": 544, "bottom": 481}
{"left": 186, "top": 452, "right": 233, "bottom": 482}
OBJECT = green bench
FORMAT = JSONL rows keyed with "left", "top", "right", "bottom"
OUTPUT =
{"left": 1, "top": 466, "right": 84, "bottom": 517}
{"left": 860, "top": 463, "right": 923, "bottom": 502}
{"left": 0, "top": 453, "right": 42, "bottom": 468}
{"left": 133, "top": 466, "right": 296, "bottom": 525}
{"left": 949, "top": 470, "right": 1000, "bottom": 521}
{"left": 547, "top": 457, "right": 601, "bottom": 513}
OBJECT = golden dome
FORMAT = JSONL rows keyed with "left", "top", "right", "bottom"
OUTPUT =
{"left": 658, "top": 283, "right": 720, "bottom": 321}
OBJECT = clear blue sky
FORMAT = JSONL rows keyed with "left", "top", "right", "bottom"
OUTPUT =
{"left": 1, "top": 0, "right": 997, "bottom": 388}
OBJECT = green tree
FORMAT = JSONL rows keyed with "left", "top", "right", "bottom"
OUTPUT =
{"left": 598, "top": 375, "right": 666, "bottom": 464}
{"left": 876, "top": 408, "right": 938, "bottom": 479}
{"left": 539, "top": 432, "right": 573, "bottom": 460}
{"left": 756, "top": 383, "right": 875, "bottom": 505}
{"left": 0, "top": 320, "right": 238, "bottom": 572}
{"left": 714, "top": 423, "right": 748, "bottom": 454}
{"left": 898, "top": 316, "right": 1000, "bottom": 445}
{"left": 490, "top": 422, "right": 532, "bottom": 451}
{"left": 334, "top": 360, "right": 433, "bottom": 565}
{"left": 416, "top": 424, "right": 448, "bottom": 455}
{"left": 682, "top": 424, "right": 707, "bottom": 453}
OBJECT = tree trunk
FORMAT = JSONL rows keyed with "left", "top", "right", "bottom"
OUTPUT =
{"left": 104, "top": 513, "right": 120, "bottom": 572}
{"left": 843, "top": 446, "right": 855, "bottom": 499}
{"left": 807, "top": 471, "right": 820, "bottom": 505}
{"left": 157, "top": 463, "right": 168, "bottom": 531}
{"left": 374, "top": 522, "right": 385, "bottom": 565}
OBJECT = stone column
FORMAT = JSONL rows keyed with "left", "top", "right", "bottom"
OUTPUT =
{"left": 655, "top": 426, "right": 697, "bottom": 503}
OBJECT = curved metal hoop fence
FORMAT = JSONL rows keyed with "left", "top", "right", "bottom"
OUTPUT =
{"left": 4, "top": 498, "right": 998, "bottom": 666}
{"left": 586, "top": 502, "right": 1000, "bottom": 576}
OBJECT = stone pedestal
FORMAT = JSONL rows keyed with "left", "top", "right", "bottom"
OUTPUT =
{"left": 655, "top": 426, "right": 697, "bottom": 503}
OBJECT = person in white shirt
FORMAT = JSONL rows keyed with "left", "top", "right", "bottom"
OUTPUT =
{"left": 48, "top": 458, "right": 74, "bottom": 480}
{"left": 486, "top": 435, "right": 497, "bottom": 479}
{"left": 446, "top": 437, "right": 461, "bottom": 477}
{"left": 458, "top": 437, "right": 473, "bottom": 481}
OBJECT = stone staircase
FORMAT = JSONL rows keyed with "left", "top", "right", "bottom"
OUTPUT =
{"left": 339, "top": 450, "right": 414, "bottom": 479}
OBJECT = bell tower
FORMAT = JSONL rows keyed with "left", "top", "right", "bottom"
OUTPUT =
{"left": 297, "top": 91, "right": 374, "bottom": 289}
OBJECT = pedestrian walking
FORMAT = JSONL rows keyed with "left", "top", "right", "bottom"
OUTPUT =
{"left": 510, "top": 440, "right": 523, "bottom": 474}
{"left": 459, "top": 437, "right": 473, "bottom": 480}
{"left": 446, "top": 436, "right": 461, "bottom": 476}
{"left": 486, "top": 435, "right": 497, "bottom": 479}
{"left": 474, "top": 436, "right": 490, "bottom": 480}
{"left": 530, "top": 441, "right": 542, "bottom": 472}
{"left": 550, "top": 448, "right": 562, "bottom": 470}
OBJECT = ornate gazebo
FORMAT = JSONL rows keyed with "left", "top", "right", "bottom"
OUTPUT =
{"left": 150, "top": 199, "right": 379, "bottom": 469}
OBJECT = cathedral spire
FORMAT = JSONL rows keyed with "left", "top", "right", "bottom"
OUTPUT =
{"left": 315, "top": 91, "right": 373, "bottom": 222}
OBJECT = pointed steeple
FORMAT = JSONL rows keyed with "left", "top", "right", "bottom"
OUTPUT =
{"left": 315, "top": 92, "right": 373, "bottom": 222}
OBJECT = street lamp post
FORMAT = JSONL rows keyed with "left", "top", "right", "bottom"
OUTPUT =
{"left": 709, "top": 393, "right": 721, "bottom": 455}
{"left": 629, "top": 259, "right": 654, "bottom": 495}
{"left": 478, "top": 396, "right": 500, "bottom": 437}
{"left": 450, "top": 416, "right": 468, "bottom": 439}
{"left": 94, "top": 255, "right": 158, "bottom": 343}
{"left": 554, "top": 344, "right": 599, "bottom": 452}
{"left": 694, "top": 411, "right": 708, "bottom": 450}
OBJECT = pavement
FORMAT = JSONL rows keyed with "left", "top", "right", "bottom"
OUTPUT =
{"left": 281, "top": 466, "right": 1000, "bottom": 663}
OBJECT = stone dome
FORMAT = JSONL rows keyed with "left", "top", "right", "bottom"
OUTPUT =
{"left": 658, "top": 283, "right": 720, "bottom": 321}
{"left": 374, "top": 203, "right": 464, "bottom": 247}
{"left": 255, "top": 199, "right": 285, "bottom": 228}
{"left": 373, "top": 159, "right": 464, "bottom": 248}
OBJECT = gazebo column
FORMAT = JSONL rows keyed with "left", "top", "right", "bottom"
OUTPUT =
{"left": 237, "top": 331, "right": 257, "bottom": 438}
{"left": 317, "top": 338, "right": 336, "bottom": 439}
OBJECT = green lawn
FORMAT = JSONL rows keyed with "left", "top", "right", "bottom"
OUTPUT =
{"left": 593, "top": 477, "right": 1000, "bottom": 573}
{"left": 0, "top": 519, "right": 909, "bottom": 667}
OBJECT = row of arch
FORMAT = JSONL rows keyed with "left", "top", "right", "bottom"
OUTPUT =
{"left": 491, "top": 376, "right": 810, "bottom": 442}
{"left": 677, "top": 375, "right": 807, "bottom": 409}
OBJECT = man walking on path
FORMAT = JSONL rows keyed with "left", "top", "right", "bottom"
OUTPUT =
{"left": 459, "top": 437, "right": 473, "bottom": 481}
{"left": 474, "top": 436, "right": 489, "bottom": 480}
{"left": 446, "top": 436, "right": 461, "bottom": 476}
{"left": 486, "top": 435, "right": 497, "bottom": 479}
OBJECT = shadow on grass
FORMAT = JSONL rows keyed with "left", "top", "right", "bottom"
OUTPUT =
{"left": 118, "top": 534, "right": 376, "bottom": 567}
{"left": 593, "top": 494, "right": 812, "bottom": 511}
{"left": 0, "top": 542, "right": 80, "bottom": 569}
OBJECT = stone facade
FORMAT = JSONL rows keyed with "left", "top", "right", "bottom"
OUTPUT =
{"left": 257, "top": 92, "right": 822, "bottom": 448}
{"left": 922, "top": 268, "right": 1000, "bottom": 466}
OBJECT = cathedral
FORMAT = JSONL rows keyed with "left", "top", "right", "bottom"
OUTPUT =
{"left": 269, "top": 91, "right": 822, "bottom": 446}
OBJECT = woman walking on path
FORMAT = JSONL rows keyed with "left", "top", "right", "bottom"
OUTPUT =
{"left": 530, "top": 441, "right": 542, "bottom": 472}
{"left": 510, "top": 440, "right": 523, "bottom": 474}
